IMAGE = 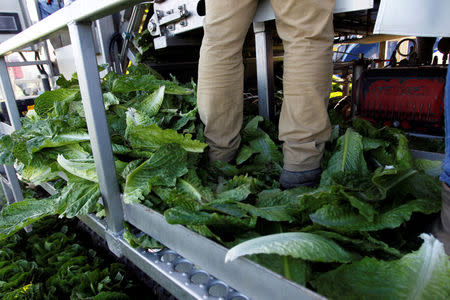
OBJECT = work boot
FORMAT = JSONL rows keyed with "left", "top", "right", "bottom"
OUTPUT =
{"left": 432, "top": 182, "right": 450, "bottom": 255}
{"left": 279, "top": 168, "right": 322, "bottom": 189}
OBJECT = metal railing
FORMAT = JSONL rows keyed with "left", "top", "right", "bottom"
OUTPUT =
{"left": 0, "top": 1, "right": 325, "bottom": 299}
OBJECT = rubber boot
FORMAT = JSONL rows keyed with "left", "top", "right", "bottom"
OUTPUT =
{"left": 432, "top": 183, "right": 450, "bottom": 255}
{"left": 279, "top": 168, "right": 322, "bottom": 189}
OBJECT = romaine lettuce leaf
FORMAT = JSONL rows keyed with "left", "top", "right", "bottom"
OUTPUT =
{"left": 123, "top": 144, "right": 188, "bottom": 203}
{"left": 225, "top": 232, "right": 357, "bottom": 263}
{"left": 312, "top": 234, "right": 450, "bottom": 300}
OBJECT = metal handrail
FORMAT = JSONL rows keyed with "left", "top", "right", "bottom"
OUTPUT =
{"left": 0, "top": 0, "right": 147, "bottom": 56}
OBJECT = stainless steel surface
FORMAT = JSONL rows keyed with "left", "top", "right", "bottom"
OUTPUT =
{"left": 411, "top": 150, "right": 445, "bottom": 162}
{"left": 120, "top": 5, "right": 147, "bottom": 69}
{"left": 40, "top": 182, "right": 58, "bottom": 195}
{"left": 0, "top": 122, "right": 13, "bottom": 135}
{"left": 374, "top": 0, "right": 450, "bottom": 37}
{"left": 254, "top": 0, "right": 374, "bottom": 23}
{"left": 127, "top": 48, "right": 137, "bottom": 65}
{"left": 0, "top": 56, "right": 25, "bottom": 206}
{"left": 120, "top": 242, "right": 249, "bottom": 300}
{"left": 0, "top": 57, "right": 22, "bottom": 131}
{"left": 334, "top": 0, "right": 374, "bottom": 14}
{"left": 150, "top": 0, "right": 374, "bottom": 49}
{"left": 5, "top": 60, "right": 51, "bottom": 67}
{"left": 406, "top": 132, "right": 445, "bottom": 140}
{"left": 124, "top": 203, "right": 325, "bottom": 300}
{"left": 0, "top": 0, "right": 148, "bottom": 56}
{"left": 78, "top": 212, "right": 249, "bottom": 300}
{"left": 95, "top": 16, "right": 117, "bottom": 75}
{"left": 68, "top": 21, "right": 124, "bottom": 234}
{"left": 4, "top": 165, "right": 24, "bottom": 204}
{"left": 149, "top": 0, "right": 204, "bottom": 42}
{"left": 41, "top": 42, "right": 55, "bottom": 90}
{"left": 253, "top": 22, "right": 274, "bottom": 120}
{"left": 78, "top": 214, "right": 108, "bottom": 240}
{"left": 0, "top": 180, "right": 14, "bottom": 204}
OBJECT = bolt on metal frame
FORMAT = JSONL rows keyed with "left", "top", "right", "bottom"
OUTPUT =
{"left": 0, "top": 1, "right": 327, "bottom": 299}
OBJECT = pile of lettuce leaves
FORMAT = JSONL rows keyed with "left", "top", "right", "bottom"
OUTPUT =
{"left": 0, "top": 64, "right": 449, "bottom": 299}
{"left": 0, "top": 216, "right": 152, "bottom": 299}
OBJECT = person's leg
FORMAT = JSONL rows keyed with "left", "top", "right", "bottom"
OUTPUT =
{"left": 197, "top": 0, "right": 259, "bottom": 162}
{"left": 271, "top": 0, "right": 335, "bottom": 177}
{"left": 437, "top": 63, "right": 450, "bottom": 255}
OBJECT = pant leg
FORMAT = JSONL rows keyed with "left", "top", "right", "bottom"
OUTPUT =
{"left": 197, "top": 0, "right": 259, "bottom": 162}
{"left": 271, "top": 0, "right": 335, "bottom": 171}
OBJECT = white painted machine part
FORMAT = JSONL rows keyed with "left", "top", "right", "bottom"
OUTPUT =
{"left": 374, "top": 0, "right": 450, "bottom": 37}
{"left": 254, "top": 0, "right": 374, "bottom": 23}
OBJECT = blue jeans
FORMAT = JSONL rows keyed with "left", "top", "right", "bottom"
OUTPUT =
{"left": 440, "top": 66, "right": 450, "bottom": 185}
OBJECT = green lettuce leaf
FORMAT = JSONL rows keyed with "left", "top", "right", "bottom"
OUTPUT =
{"left": 21, "top": 155, "right": 59, "bottom": 185}
{"left": 415, "top": 159, "right": 442, "bottom": 177}
{"left": 34, "top": 88, "right": 79, "bottom": 117}
{"left": 309, "top": 230, "right": 403, "bottom": 258}
{"left": 123, "top": 224, "right": 163, "bottom": 249}
{"left": 165, "top": 206, "right": 257, "bottom": 230}
{"left": 200, "top": 201, "right": 247, "bottom": 218}
{"left": 133, "top": 86, "right": 165, "bottom": 117}
{"left": 0, "top": 135, "right": 15, "bottom": 165}
{"left": 177, "top": 170, "right": 213, "bottom": 203}
{"left": 225, "top": 232, "right": 357, "bottom": 263}
{"left": 172, "top": 107, "right": 198, "bottom": 131}
{"left": 27, "top": 131, "right": 90, "bottom": 153}
{"left": 237, "top": 203, "right": 295, "bottom": 222}
{"left": 126, "top": 120, "right": 207, "bottom": 153}
{"left": 154, "top": 186, "right": 201, "bottom": 210}
{"left": 311, "top": 234, "right": 450, "bottom": 300}
{"left": 102, "top": 92, "right": 120, "bottom": 110}
{"left": 310, "top": 197, "right": 441, "bottom": 232}
{"left": 0, "top": 198, "right": 58, "bottom": 240}
{"left": 57, "top": 155, "right": 98, "bottom": 183}
{"left": 112, "top": 74, "right": 193, "bottom": 95}
{"left": 249, "top": 254, "right": 311, "bottom": 286}
{"left": 325, "top": 128, "right": 368, "bottom": 176}
{"left": 236, "top": 145, "right": 258, "bottom": 165}
{"left": 123, "top": 144, "right": 188, "bottom": 203}
{"left": 57, "top": 178, "right": 101, "bottom": 218}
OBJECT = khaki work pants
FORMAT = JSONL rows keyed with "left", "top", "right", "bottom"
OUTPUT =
{"left": 197, "top": 0, "right": 334, "bottom": 171}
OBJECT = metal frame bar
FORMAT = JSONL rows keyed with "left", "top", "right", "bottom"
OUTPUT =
{"left": 0, "top": 123, "right": 13, "bottom": 135}
{"left": 6, "top": 60, "right": 52, "bottom": 67}
{"left": 68, "top": 21, "right": 124, "bottom": 234}
{"left": 0, "top": 56, "right": 25, "bottom": 206}
{"left": 253, "top": 22, "right": 275, "bottom": 120}
{"left": 0, "top": 178, "right": 14, "bottom": 205}
{"left": 124, "top": 203, "right": 324, "bottom": 300}
{"left": 3, "top": 166, "right": 24, "bottom": 203}
{"left": 0, "top": 57, "right": 22, "bottom": 131}
{"left": 0, "top": 0, "right": 148, "bottom": 56}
